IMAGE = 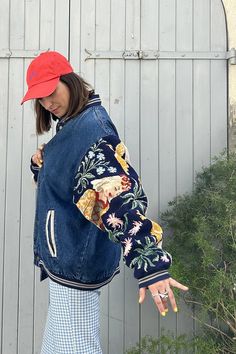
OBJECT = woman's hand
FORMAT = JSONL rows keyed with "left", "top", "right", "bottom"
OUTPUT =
{"left": 139, "top": 278, "right": 188, "bottom": 316}
{"left": 32, "top": 144, "right": 45, "bottom": 168}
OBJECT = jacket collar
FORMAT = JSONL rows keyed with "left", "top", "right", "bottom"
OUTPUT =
{"left": 56, "top": 93, "right": 101, "bottom": 132}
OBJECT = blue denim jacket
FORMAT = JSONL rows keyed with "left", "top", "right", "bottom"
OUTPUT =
{"left": 31, "top": 95, "right": 171, "bottom": 290}
{"left": 33, "top": 97, "right": 121, "bottom": 290}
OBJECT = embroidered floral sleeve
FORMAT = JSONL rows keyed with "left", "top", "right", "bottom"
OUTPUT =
{"left": 73, "top": 135, "right": 172, "bottom": 288}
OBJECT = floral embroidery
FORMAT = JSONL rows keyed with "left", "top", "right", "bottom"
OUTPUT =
{"left": 122, "top": 238, "right": 133, "bottom": 256}
{"left": 108, "top": 166, "right": 117, "bottom": 173}
{"left": 107, "top": 213, "right": 123, "bottom": 229}
{"left": 97, "top": 153, "right": 105, "bottom": 160}
{"left": 73, "top": 135, "right": 171, "bottom": 282}
{"left": 74, "top": 139, "right": 110, "bottom": 193}
{"left": 96, "top": 166, "right": 105, "bottom": 175}
{"left": 105, "top": 214, "right": 129, "bottom": 243}
{"left": 129, "top": 237, "right": 160, "bottom": 272}
{"left": 88, "top": 151, "right": 95, "bottom": 158}
{"left": 121, "top": 179, "right": 147, "bottom": 214}
{"left": 129, "top": 221, "right": 143, "bottom": 236}
{"left": 161, "top": 254, "right": 170, "bottom": 263}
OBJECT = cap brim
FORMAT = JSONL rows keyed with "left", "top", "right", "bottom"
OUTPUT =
{"left": 21, "top": 77, "right": 60, "bottom": 105}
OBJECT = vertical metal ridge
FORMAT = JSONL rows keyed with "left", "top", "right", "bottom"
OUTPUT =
{"left": 17, "top": 58, "right": 25, "bottom": 354}
{"left": 192, "top": 0, "right": 195, "bottom": 189}
{"left": 53, "top": 0, "right": 56, "bottom": 51}
{"left": 68, "top": 0, "right": 71, "bottom": 61}
{"left": 108, "top": 0, "right": 111, "bottom": 116}
{"left": 94, "top": 0, "right": 97, "bottom": 89}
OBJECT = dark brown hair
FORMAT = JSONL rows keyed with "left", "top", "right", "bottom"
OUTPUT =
{"left": 34, "top": 73, "right": 93, "bottom": 134}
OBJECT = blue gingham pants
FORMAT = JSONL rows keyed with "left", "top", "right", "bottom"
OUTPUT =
{"left": 41, "top": 279, "right": 103, "bottom": 354}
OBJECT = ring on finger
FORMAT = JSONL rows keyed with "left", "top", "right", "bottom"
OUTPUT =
{"left": 159, "top": 291, "right": 169, "bottom": 299}
{"left": 152, "top": 291, "right": 169, "bottom": 299}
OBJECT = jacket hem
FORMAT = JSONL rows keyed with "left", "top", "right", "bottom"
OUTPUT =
{"left": 38, "top": 260, "right": 120, "bottom": 290}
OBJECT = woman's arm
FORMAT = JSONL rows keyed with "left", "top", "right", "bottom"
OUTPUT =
{"left": 73, "top": 135, "right": 188, "bottom": 314}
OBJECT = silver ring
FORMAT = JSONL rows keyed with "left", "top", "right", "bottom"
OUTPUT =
{"left": 152, "top": 291, "right": 169, "bottom": 299}
{"left": 159, "top": 291, "right": 169, "bottom": 299}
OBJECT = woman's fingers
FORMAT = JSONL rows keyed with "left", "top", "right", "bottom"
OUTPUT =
{"left": 32, "top": 145, "right": 45, "bottom": 167}
{"left": 152, "top": 293, "right": 166, "bottom": 315}
{"left": 167, "top": 288, "right": 178, "bottom": 312}
{"left": 143, "top": 278, "right": 189, "bottom": 315}
{"left": 139, "top": 287, "right": 166, "bottom": 315}
{"left": 138, "top": 287, "right": 146, "bottom": 304}
{"left": 32, "top": 152, "right": 42, "bottom": 167}
{"left": 149, "top": 282, "right": 169, "bottom": 315}
{"left": 140, "top": 278, "right": 189, "bottom": 315}
{"left": 169, "top": 278, "right": 189, "bottom": 291}
{"left": 162, "top": 299, "right": 169, "bottom": 313}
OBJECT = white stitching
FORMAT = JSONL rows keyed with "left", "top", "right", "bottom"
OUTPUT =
{"left": 46, "top": 210, "right": 57, "bottom": 257}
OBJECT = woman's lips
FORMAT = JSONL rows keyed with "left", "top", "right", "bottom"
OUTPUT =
{"left": 51, "top": 107, "right": 59, "bottom": 114}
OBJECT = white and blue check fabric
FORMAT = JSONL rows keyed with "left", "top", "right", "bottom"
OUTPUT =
{"left": 41, "top": 279, "right": 103, "bottom": 354}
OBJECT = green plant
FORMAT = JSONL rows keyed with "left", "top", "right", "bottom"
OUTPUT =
{"left": 125, "top": 332, "right": 219, "bottom": 354}
{"left": 161, "top": 151, "right": 236, "bottom": 353}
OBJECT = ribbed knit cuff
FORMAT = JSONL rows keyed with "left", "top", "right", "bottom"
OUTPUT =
{"left": 138, "top": 270, "right": 170, "bottom": 289}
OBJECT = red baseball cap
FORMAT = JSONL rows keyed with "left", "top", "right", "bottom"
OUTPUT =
{"left": 21, "top": 51, "right": 73, "bottom": 104}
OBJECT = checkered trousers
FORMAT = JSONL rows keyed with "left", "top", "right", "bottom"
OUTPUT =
{"left": 41, "top": 279, "right": 103, "bottom": 354}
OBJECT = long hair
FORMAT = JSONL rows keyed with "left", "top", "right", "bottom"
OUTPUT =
{"left": 34, "top": 73, "right": 93, "bottom": 135}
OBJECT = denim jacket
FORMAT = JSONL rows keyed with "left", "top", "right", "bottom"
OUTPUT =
{"left": 31, "top": 95, "right": 171, "bottom": 290}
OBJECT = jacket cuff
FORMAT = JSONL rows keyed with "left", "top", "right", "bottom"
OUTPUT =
{"left": 138, "top": 270, "right": 171, "bottom": 289}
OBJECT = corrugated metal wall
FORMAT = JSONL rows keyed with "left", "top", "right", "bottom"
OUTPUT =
{"left": 0, "top": 0, "right": 227, "bottom": 353}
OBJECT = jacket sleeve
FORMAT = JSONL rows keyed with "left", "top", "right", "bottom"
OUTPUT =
{"left": 30, "top": 157, "right": 40, "bottom": 183}
{"left": 73, "top": 135, "right": 172, "bottom": 288}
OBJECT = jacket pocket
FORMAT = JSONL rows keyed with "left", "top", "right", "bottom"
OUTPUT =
{"left": 45, "top": 210, "right": 57, "bottom": 257}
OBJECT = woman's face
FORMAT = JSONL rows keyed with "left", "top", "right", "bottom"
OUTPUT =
{"left": 39, "top": 80, "right": 70, "bottom": 118}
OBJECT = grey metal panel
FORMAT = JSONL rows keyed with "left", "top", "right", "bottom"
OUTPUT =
{"left": 175, "top": 0, "right": 194, "bottom": 196}
{"left": 79, "top": 0, "right": 96, "bottom": 86}
{"left": 2, "top": 1, "right": 25, "bottom": 352}
{"left": 125, "top": 0, "right": 141, "bottom": 172}
{"left": 175, "top": 1, "right": 195, "bottom": 343}
{"left": 210, "top": 61, "right": 227, "bottom": 157}
{"left": 17, "top": 1, "right": 40, "bottom": 351}
{"left": 140, "top": 0, "right": 160, "bottom": 341}
{"left": 176, "top": 60, "right": 194, "bottom": 195}
{"left": 18, "top": 92, "right": 36, "bottom": 354}
{"left": 0, "top": 57, "right": 9, "bottom": 354}
{"left": 2, "top": 58, "right": 24, "bottom": 354}
{"left": 124, "top": 1, "right": 141, "bottom": 351}
{"left": 211, "top": 0, "right": 227, "bottom": 51}
{"left": 0, "top": 1, "right": 10, "bottom": 352}
{"left": 0, "top": 0, "right": 228, "bottom": 353}
{"left": 69, "top": 0, "right": 81, "bottom": 70}
{"left": 210, "top": 0, "right": 228, "bottom": 157}
{"left": 194, "top": 0, "right": 211, "bottom": 51}
{"left": 158, "top": 0, "right": 179, "bottom": 337}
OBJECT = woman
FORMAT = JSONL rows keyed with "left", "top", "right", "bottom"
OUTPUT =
{"left": 21, "top": 51, "right": 188, "bottom": 354}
